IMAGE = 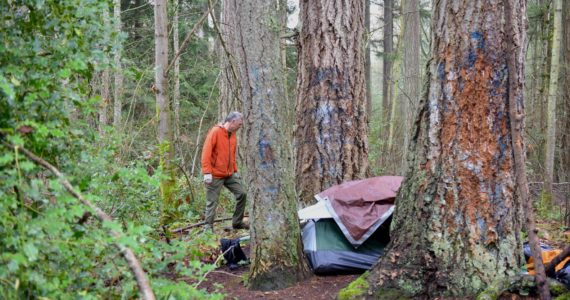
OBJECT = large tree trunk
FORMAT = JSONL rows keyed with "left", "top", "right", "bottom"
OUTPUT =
{"left": 543, "top": 0, "right": 562, "bottom": 197}
{"left": 365, "top": 1, "right": 527, "bottom": 298}
{"left": 113, "top": 0, "right": 123, "bottom": 129}
{"left": 154, "top": 0, "right": 176, "bottom": 224}
{"left": 295, "top": 0, "right": 369, "bottom": 206}
{"left": 234, "top": 0, "right": 311, "bottom": 291}
{"left": 400, "top": 0, "right": 420, "bottom": 171}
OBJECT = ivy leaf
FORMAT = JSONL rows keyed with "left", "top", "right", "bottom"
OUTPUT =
{"left": 19, "top": 161, "right": 36, "bottom": 172}
{"left": 0, "top": 75, "right": 15, "bottom": 104}
{"left": 23, "top": 243, "right": 39, "bottom": 262}
{"left": 58, "top": 68, "right": 71, "bottom": 78}
{"left": 0, "top": 152, "right": 14, "bottom": 166}
{"left": 102, "top": 220, "right": 122, "bottom": 233}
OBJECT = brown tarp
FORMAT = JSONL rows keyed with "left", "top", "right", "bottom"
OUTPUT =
{"left": 317, "top": 176, "right": 404, "bottom": 247}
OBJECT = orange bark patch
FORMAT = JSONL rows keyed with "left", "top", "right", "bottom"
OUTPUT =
{"left": 439, "top": 47, "right": 514, "bottom": 243}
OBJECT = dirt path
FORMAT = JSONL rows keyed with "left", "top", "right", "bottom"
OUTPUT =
{"left": 197, "top": 263, "right": 358, "bottom": 300}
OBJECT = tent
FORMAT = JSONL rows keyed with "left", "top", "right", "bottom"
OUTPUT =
{"left": 299, "top": 176, "right": 404, "bottom": 274}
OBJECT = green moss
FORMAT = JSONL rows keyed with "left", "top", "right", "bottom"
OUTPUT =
{"left": 338, "top": 273, "right": 369, "bottom": 300}
{"left": 476, "top": 283, "right": 502, "bottom": 300}
{"left": 554, "top": 292, "right": 570, "bottom": 300}
{"left": 549, "top": 279, "right": 570, "bottom": 297}
{"left": 396, "top": 278, "right": 423, "bottom": 296}
{"left": 371, "top": 288, "right": 412, "bottom": 300}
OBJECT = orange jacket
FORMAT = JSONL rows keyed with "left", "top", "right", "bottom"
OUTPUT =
{"left": 201, "top": 125, "right": 238, "bottom": 178}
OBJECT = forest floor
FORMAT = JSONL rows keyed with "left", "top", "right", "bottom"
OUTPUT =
{"left": 193, "top": 230, "right": 359, "bottom": 300}
{"left": 183, "top": 184, "right": 569, "bottom": 299}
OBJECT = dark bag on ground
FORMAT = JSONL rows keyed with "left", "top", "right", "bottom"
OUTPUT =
{"left": 220, "top": 238, "right": 247, "bottom": 270}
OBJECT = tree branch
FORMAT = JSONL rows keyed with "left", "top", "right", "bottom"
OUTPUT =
{"left": 164, "top": 5, "right": 213, "bottom": 76}
{"left": 2, "top": 141, "right": 156, "bottom": 300}
{"left": 503, "top": 0, "right": 550, "bottom": 299}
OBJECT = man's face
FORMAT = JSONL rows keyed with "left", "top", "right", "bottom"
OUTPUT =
{"left": 228, "top": 118, "right": 243, "bottom": 132}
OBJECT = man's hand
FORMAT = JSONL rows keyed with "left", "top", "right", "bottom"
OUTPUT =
{"left": 233, "top": 172, "right": 240, "bottom": 179}
{"left": 204, "top": 173, "right": 213, "bottom": 184}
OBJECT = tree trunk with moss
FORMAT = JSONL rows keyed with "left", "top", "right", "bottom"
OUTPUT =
{"left": 295, "top": 0, "right": 369, "bottom": 206}
{"left": 234, "top": 0, "right": 311, "bottom": 291}
{"left": 365, "top": 0, "right": 526, "bottom": 298}
{"left": 154, "top": 0, "right": 176, "bottom": 224}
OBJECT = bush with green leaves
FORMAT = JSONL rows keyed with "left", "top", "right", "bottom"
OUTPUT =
{"left": 1, "top": 0, "right": 223, "bottom": 298}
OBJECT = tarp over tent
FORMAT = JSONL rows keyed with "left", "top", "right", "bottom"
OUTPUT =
{"left": 299, "top": 176, "right": 404, "bottom": 274}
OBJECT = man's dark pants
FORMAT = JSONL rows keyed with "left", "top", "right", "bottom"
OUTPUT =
{"left": 205, "top": 173, "right": 247, "bottom": 228}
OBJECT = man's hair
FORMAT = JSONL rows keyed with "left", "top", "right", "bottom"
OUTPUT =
{"left": 224, "top": 111, "right": 242, "bottom": 123}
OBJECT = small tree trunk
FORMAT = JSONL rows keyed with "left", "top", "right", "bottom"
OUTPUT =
{"left": 99, "top": 7, "right": 111, "bottom": 133}
{"left": 100, "top": 69, "right": 110, "bottom": 133}
{"left": 544, "top": 0, "right": 562, "bottom": 197}
{"left": 401, "top": 0, "right": 420, "bottom": 171}
{"left": 561, "top": 0, "right": 570, "bottom": 185}
{"left": 173, "top": 0, "right": 180, "bottom": 142}
{"left": 113, "top": 0, "right": 123, "bottom": 129}
{"left": 365, "top": 0, "right": 372, "bottom": 121}
{"left": 154, "top": 0, "right": 176, "bottom": 224}
{"left": 382, "top": 0, "right": 394, "bottom": 134}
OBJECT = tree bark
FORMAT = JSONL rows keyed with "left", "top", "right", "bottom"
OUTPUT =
{"left": 234, "top": 0, "right": 311, "bottom": 291}
{"left": 543, "top": 0, "right": 562, "bottom": 197}
{"left": 295, "top": 0, "right": 369, "bottom": 206}
{"left": 113, "top": 0, "right": 123, "bottom": 129}
{"left": 365, "top": 1, "right": 528, "bottom": 298}
{"left": 154, "top": 0, "right": 176, "bottom": 224}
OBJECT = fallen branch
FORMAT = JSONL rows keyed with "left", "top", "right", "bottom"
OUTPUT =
{"left": 2, "top": 142, "right": 155, "bottom": 300}
{"left": 545, "top": 246, "right": 570, "bottom": 277}
{"left": 171, "top": 216, "right": 234, "bottom": 233}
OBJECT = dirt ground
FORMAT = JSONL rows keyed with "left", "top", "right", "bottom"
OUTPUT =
{"left": 197, "top": 261, "right": 358, "bottom": 300}
{"left": 194, "top": 237, "right": 359, "bottom": 300}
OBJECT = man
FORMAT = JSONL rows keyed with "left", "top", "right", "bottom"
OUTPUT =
{"left": 201, "top": 111, "right": 248, "bottom": 230}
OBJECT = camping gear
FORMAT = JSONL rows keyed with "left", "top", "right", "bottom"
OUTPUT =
{"left": 299, "top": 176, "right": 404, "bottom": 274}
{"left": 524, "top": 242, "right": 570, "bottom": 288}
{"left": 220, "top": 238, "right": 248, "bottom": 270}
